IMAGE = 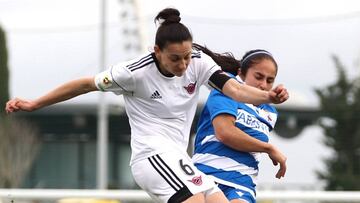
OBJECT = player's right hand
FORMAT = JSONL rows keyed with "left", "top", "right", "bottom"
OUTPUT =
{"left": 5, "top": 98, "right": 37, "bottom": 113}
{"left": 269, "top": 84, "right": 289, "bottom": 104}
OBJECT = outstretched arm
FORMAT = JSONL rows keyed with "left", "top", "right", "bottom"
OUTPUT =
{"left": 213, "top": 114, "right": 287, "bottom": 179}
{"left": 5, "top": 77, "right": 98, "bottom": 113}
{"left": 222, "top": 78, "right": 289, "bottom": 105}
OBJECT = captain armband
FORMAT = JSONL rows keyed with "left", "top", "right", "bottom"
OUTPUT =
{"left": 208, "top": 70, "right": 231, "bottom": 91}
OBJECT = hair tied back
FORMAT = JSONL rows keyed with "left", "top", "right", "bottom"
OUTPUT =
{"left": 154, "top": 8, "right": 181, "bottom": 26}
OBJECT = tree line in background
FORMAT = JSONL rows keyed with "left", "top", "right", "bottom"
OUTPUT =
{"left": 0, "top": 25, "right": 40, "bottom": 188}
{"left": 315, "top": 55, "right": 360, "bottom": 190}
{"left": 0, "top": 25, "right": 9, "bottom": 115}
{"left": 0, "top": 23, "right": 360, "bottom": 190}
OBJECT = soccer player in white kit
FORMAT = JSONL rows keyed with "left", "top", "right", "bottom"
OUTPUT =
{"left": 5, "top": 8, "right": 289, "bottom": 203}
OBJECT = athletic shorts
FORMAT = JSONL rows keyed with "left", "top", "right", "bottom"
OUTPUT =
{"left": 131, "top": 150, "right": 220, "bottom": 203}
{"left": 218, "top": 184, "right": 255, "bottom": 203}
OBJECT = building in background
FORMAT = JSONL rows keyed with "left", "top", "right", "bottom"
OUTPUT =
{"left": 18, "top": 101, "right": 320, "bottom": 190}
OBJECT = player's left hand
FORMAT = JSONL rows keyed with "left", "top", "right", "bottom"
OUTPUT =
{"left": 267, "top": 145, "right": 287, "bottom": 179}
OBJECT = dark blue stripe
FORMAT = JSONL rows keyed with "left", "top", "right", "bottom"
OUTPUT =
{"left": 218, "top": 184, "right": 256, "bottom": 202}
{"left": 194, "top": 141, "right": 259, "bottom": 169}
{"left": 241, "top": 123, "right": 269, "bottom": 141}
{"left": 239, "top": 126, "right": 269, "bottom": 142}
{"left": 195, "top": 163, "right": 256, "bottom": 190}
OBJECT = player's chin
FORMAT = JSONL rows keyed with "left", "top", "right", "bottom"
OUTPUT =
{"left": 174, "top": 71, "right": 185, "bottom": 77}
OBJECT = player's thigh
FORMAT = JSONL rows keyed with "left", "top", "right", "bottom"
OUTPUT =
{"left": 205, "top": 191, "right": 230, "bottom": 203}
{"left": 131, "top": 151, "right": 218, "bottom": 203}
{"left": 182, "top": 192, "right": 205, "bottom": 203}
{"left": 230, "top": 199, "right": 249, "bottom": 203}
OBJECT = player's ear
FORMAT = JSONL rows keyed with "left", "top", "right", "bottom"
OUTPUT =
{"left": 154, "top": 45, "right": 162, "bottom": 60}
{"left": 154, "top": 45, "right": 160, "bottom": 54}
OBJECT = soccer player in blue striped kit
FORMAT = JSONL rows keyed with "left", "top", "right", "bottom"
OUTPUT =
{"left": 5, "top": 8, "right": 288, "bottom": 203}
{"left": 192, "top": 46, "right": 287, "bottom": 203}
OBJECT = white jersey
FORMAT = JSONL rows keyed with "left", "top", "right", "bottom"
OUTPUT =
{"left": 94, "top": 51, "right": 220, "bottom": 164}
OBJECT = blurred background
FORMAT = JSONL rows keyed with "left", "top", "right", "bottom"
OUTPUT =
{"left": 1, "top": 0, "right": 360, "bottom": 202}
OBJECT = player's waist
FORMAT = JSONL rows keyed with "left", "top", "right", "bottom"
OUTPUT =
{"left": 129, "top": 135, "right": 188, "bottom": 165}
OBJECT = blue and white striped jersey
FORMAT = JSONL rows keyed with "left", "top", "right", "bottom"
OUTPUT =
{"left": 192, "top": 76, "right": 278, "bottom": 197}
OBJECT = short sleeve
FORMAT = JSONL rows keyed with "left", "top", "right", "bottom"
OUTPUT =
{"left": 94, "top": 63, "right": 135, "bottom": 95}
{"left": 193, "top": 51, "right": 221, "bottom": 88}
{"left": 206, "top": 90, "right": 238, "bottom": 121}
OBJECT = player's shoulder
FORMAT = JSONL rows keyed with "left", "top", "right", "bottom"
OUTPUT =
{"left": 191, "top": 49, "right": 202, "bottom": 59}
{"left": 261, "top": 104, "right": 278, "bottom": 114}
{"left": 190, "top": 49, "right": 212, "bottom": 62}
{"left": 113, "top": 52, "right": 155, "bottom": 73}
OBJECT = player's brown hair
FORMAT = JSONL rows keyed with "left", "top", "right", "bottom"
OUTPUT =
{"left": 193, "top": 43, "right": 241, "bottom": 76}
{"left": 154, "top": 8, "right": 193, "bottom": 50}
{"left": 193, "top": 43, "right": 278, "bottom": 76}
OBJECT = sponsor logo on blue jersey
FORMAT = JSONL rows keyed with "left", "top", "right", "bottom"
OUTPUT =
{"left": 236, "top": 109, "right": 270, "bottom": 135}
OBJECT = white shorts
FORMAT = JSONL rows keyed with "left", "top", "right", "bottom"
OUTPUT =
{"left": 131, "top": 150, "right": 219, "bottom": 203}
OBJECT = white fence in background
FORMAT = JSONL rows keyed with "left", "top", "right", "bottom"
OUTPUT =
{"left": 1, "top": 189, "right": 360, "bottom": 202}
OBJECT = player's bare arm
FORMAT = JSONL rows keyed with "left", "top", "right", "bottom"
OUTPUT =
{"left": 221, "top": 78, "right": 289, "bottom": 105}
{"left": 5, "top": 77, "right": 97, "bottom": 113}
{"left": 212, "top": 114, "right": 287, "bottom": 179}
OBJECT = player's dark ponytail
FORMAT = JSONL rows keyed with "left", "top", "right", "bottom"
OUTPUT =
{"left": 154, "top": 8, "right": 192, "bottom": 50}
{"left": 193, "top": 43, "right": 240, "bottom": 76}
